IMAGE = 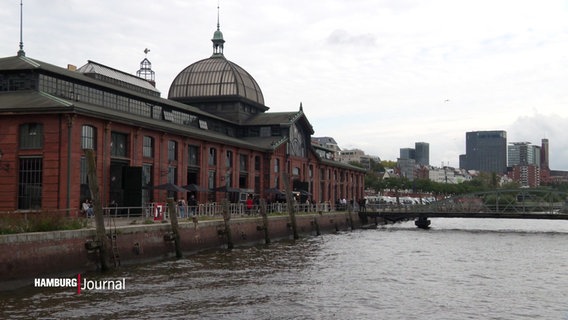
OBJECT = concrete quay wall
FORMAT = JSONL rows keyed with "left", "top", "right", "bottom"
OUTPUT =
{"left": 0, "top": 212, "right": 356, "bottom": 290}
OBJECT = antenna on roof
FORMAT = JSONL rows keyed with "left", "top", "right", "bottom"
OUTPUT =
{"left": 17, "top": 0, "right": 25, "bottom": 57}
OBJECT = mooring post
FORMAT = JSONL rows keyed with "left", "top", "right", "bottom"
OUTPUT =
{"left": 85, "top": 149, "right": 110, "bottom": 272}
{"left": 313, "top": 217, "right": 321, "bottom": 236}
{"left": 167, "top": 198, "right": 182, "bottom": 258}
{"left": 282, "top": 172, "right": 299, "bottom": 240}
{"left": 259, "top": 198, "right": 270, "bottom": 244}
{"left": 347, "top": 202, "right": 354, "bottom": 230}
{"left": 221, "top": 199, "right": 234, "bottom": 249}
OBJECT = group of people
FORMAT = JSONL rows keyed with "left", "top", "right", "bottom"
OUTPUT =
{"left": 334, "top": 197, "right": 367, "bottom": 211}
{"left": 177, "top": 195, "right": 198, "bottom": 218}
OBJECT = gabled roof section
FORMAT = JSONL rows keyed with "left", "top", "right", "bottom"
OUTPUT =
{"left": 0, "top": 90, "right": 73, "bottom": 111}
{"left": 241, "top": 136, "right": 288, "bottom": 150}
{"left": 245, "top": 109, "right": 315, "bottom": 135}
{"left": 0, "top": 55, "right": 41, "bottom": 70}
{"left": 245, "top": 112, "right": 298, "bottom": 126}
{"left": 78, "top": 60, "right": 160, "bottom": 95}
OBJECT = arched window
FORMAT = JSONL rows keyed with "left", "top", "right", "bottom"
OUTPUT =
{"left": 19, "top": 123, "right": 43, "bottom": 149}
{"left": 81, "top": 125, "right": 97, "bottom": 150}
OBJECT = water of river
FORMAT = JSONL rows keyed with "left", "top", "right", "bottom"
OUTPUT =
{"left": 1, "top": 218, "right": 568, "bottom": 320}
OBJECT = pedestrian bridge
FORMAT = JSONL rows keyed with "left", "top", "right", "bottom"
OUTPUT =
{"left": 362, "top": 189, "right": 568, "bottom": 229}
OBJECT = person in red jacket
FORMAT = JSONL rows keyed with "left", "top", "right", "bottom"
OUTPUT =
{"left": 246, "top": 195, "right": 253, "bottom": 215}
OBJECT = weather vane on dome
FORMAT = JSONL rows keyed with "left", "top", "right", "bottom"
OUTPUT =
{"left": 144, "top": 48, "right": 150, "bottom": 56}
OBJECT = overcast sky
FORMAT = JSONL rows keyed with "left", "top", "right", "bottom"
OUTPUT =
{"left": 2, "top": 0, "right": 568, "bottom": 170}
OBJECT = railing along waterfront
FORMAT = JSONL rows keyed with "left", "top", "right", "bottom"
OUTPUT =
{"left": 97, "top": 201, "right": 335, "bottom": 220}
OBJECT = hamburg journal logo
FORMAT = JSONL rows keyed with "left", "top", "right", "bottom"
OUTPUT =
{"left": 34, "top": 274, "right": 125, "bottom": 294}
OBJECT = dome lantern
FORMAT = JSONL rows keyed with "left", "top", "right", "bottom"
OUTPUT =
{"left": 211, "top": 4, "right": 225, "bottom": 57}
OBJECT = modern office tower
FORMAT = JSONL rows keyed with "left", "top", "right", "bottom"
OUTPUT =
{"left": 508, "top": 142, "right": 541, "bottom": 167}
{"left": 414, "top": 142, "right": 430, "bottom": 166}
{"left": 400, "top": 148, "right": 415, "bottom": 160}
{"left": 463, "top": 130, "right": 507, "bottom": 174}
{"left": 397, "top": 158, "right": 416, "bottom": 180}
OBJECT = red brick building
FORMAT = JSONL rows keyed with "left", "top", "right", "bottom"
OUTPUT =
{"left": 0, "top": 25, "right": 365, "bottom": 212}
{"left": 509, "top": 165, "right": 540, "bottom": 188}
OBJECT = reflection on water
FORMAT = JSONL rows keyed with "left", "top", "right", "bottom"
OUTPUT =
{"left": 2, "top": 219, "right": 568, "bottom": 320}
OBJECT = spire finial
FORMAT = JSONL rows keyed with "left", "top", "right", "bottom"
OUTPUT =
{"left": 17, "top": 0, "right": 25, "bottom": 57}
{"left": 217, "top": 0, "right": 220, "bottom": 31}
{"left": 211, "top": 0, "right": 225, "bottom": 57}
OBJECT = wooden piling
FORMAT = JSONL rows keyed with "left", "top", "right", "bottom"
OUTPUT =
{"left": 347, "top": 201, "right": 354, "bottom": 230}
{"left": 282, "top": 172, "right": 299, "bottom": 240}
{"left": 85, "top": 149, "right": 110, "bottom": 272}
{"left": 167, "top": 198, "right": 183, "bottom": 258}
{"left": 259, "top": 198, "right": 270, "bottom": 244}
{"left": 221, "top": 199, "right": 234, "bottom": 249}
{"left": 313, "top": 217, "right": 321, "bottom": 236}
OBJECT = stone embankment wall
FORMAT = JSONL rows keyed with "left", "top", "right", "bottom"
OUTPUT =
{"left": 0, "top": 212, "right": 357, "bottom": 290}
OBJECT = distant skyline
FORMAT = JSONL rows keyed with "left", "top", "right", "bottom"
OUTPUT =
{"left": 1, "top": 0, "right": 567, "bottom": 169}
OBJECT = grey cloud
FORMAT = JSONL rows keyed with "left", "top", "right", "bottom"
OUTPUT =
{"left": 326, "top": 29, "right": 377, "bottom": 46}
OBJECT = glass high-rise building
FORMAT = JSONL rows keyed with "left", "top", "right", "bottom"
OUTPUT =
{"left": 415, "top": 142, "right": 429, "bottom": 166}
{"left": 463, "top": 130, "right": 507, "bottom": 174}
{"left": 508, "top": 142, "right": 541, "bottom": 167}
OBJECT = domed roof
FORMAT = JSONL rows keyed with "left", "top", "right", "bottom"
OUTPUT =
{"left": 168, "top": 17, "right": 265, "bottom": 107}
{"left": 168, "top": 56, "right": 265, "bottom": 106}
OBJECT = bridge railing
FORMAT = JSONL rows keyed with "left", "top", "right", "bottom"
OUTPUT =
{"left": 363, "top": 189, "right": 568, "bottom": 215}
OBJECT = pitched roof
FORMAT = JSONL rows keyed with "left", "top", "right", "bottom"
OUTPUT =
{"left": 78, "top": 60, "right": 160, "bottom": 94}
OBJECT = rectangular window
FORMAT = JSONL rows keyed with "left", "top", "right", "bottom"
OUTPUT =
{"left": 167, "top": 166, "right": 177, "bottom": 198}
{"left": 19, "top": 123, "right": 43, "bottom": 149}
{"left": 81, "top": 125, "right": 97, "bottom": 150}
{"left": 80, "top": 157, "right": 90, "bottom": 202}
{"left": 163, "top": 110, "right": 174, "bottom": 122}
{"left": 254, "top": 156, "right": 261, "bottom": 171}
{"left": 143, "top": 136, "right": 153, "bottom": 158}
{"left": 209, "top": 148, "right": 216, "bottom": 166}
{"left": 110, "top": 132, "right": 128, "bottom": 157}
{"left": 260, "top": 127, "right": 271, "bottom": 137}
{"left": 18, "top": 157, "right": 43, "bottom": 210}
{"left": 226, "top": 151, "right": 233, "bottom": 168}
{"left": 240, "top": 154, "right": 248, "bottom": 172}
{"left": 152, "top": 105, "right": 162, "bottom": 120}
{"left": 208, "top": 170, "right": 216, "bottom": 190}
{"left": 142, "top": 164, "right": 153, "bottom": 205}
{"left": 188, "top": 145, "right": 200, "bottom": 166}
{"left": 168, "top": 140, "right": 177, "bottom": 161}
{"left": 274, "top": 159, "right": 280, "bottom": 173}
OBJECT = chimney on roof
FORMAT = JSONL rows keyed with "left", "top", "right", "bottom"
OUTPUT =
{"left": 67, "top": 64, "right": 77, "bottom": 71}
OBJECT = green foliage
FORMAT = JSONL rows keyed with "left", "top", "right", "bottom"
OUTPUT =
{"left": 380, "top": 160, "right": 397, "bottom": 169}
{"left": 0, "top": 212, "right": 87, "bottom": 234}
{"left": 483, "top": 194, "right": 517, "bottom": 209}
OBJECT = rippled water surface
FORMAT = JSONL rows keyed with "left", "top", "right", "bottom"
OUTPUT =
{"left": 2, "top": 218, "right": 568, "bottom": 319}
